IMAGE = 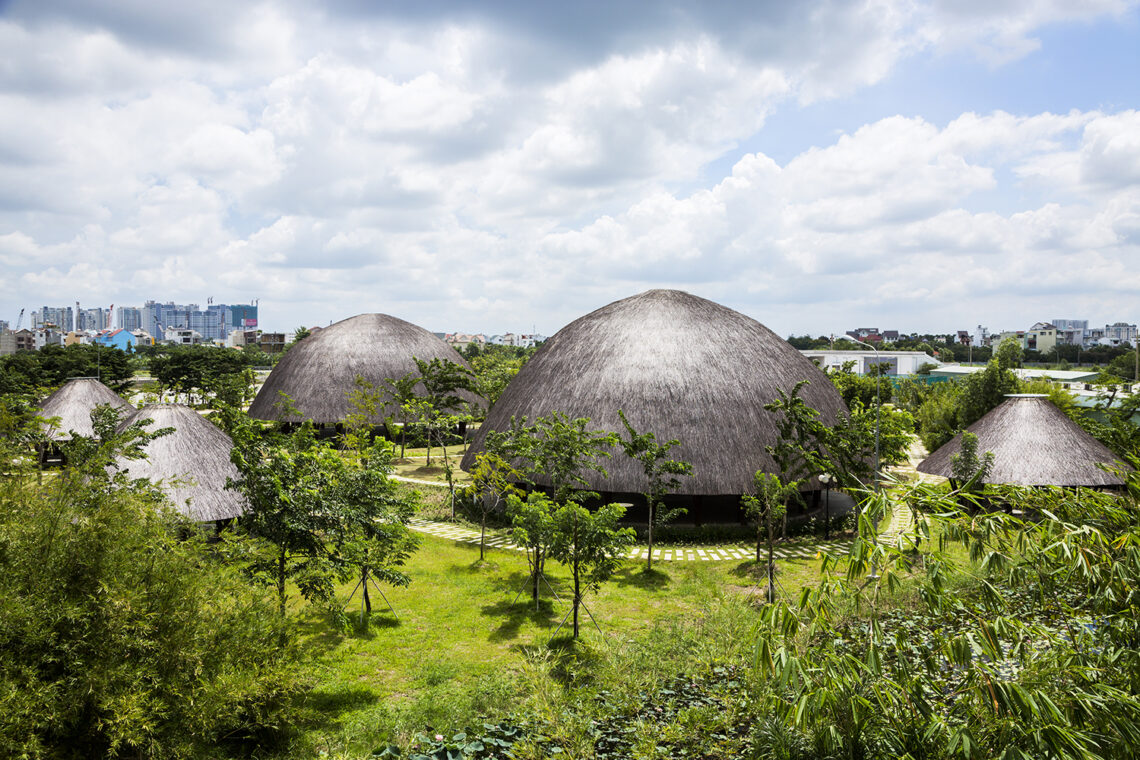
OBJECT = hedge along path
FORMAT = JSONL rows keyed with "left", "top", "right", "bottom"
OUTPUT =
{"left": 396, "top": 474, "right": 852, "bottom": 562}
{"left": 408, "top": 518, "right": 852, "bottom": 563}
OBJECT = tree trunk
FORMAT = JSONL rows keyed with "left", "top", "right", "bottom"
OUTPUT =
{"left": 572, "top": 514, "right": 580, "bottom": 638}
{"left": 277, "top": 548, "right": 287, "bottom": 616}
{"left": 766, "top": 508, "right": 775, "bottom": 603}
{"left": 480, "top": 515, "right": 486, "bottom": 561}
{"left": 363, "top": 569, "right": 372, "bottom": 614}
{"left": 447, "top": 457, "right": 455, "bottom": 519}
{"left": 646, "top": 496, "right": 654, "bottom": 571}
{"left": 532, "top": 548, "right": 541, "bottom": 606}
{"left": 399, "top": 417, "right": 407, "bottom": 459}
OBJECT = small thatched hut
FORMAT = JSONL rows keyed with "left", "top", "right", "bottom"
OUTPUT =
{"left": 38, "top": 377, "right": 134, "bottom": 440}
{"left": 917, "top": 394, "right": 1128, "bottom": 487}
{"left": 461, "top": 289, "right": 848, "bottom": 504}
{"left": 115, "top": 404, "right": 246, "bottom": 521}
{"left": 248, "top": 313, "right": 478, "bottom": 425}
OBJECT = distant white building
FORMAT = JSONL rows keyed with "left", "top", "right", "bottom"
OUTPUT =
{"left": 488, "top": 332, "right": 546, "bottom": 348}
{"left": 32, "top": 328, "right": 64, "bottom": 349}
{"left": 800, "top": 350, "right": 942, "bottom": 376}
{"left": 164, "top": 327, "right": 203, "bottom": 345}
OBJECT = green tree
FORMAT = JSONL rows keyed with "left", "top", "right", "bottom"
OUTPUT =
{"left": 827, "top": 360, "right": 893, "bottom": 408}
{"left": 229, "top": 424, "right": 349, "bottom": 615}
{"left": 743, "top": 472, "right": 801, "bottom": 603}
{"left": 489, "top": 411, "right": 619, "bottom": 504}
{"left": 0, "top": 409, "right": 302, "bottom": 758}
{"left": 955, "top": 338, "right": 1022, "bottom": 429}
{"left": 949, "top": 431, "right": 993, "bottom": 493}
{"left": 549, "top": 499, "right": 635, "bottom": 638}
{"left": 149, "top": 344, "right": 250, "bottom": 403}
{"left": 0, "top": 343, "right": 133, "bottom": 393}
{"left": 413, "top": 356, "right": 477, "bottom": 466}
{"left": 490, "top": 412, "right": 619, "bottom": 602}
{"left": 617, "top": 409, "right": 693, "bottom": 570}
{"left": 331, "top": 440, "right": 419, "bottom": 620}
{"left": 507, "top": 491, "right": 558, "bottom": 609}
{"left": 469, "top": 345, "right": 531, "bottom": 409}
{"left": 464, "top": 451, "right": 522, "bottom": 561}
{"left": 383, "top": 371, "right": 420, "bottom": 459}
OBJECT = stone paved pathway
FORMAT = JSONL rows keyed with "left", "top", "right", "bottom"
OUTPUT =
{"left": 878, "top": 437, "right": 940, "bottom": 548}
{"left": 408, "top": 518, "right": 851, "bottom": 562}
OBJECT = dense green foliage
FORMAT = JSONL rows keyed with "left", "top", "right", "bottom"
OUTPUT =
{"left": 0, "top": 343, "right": 133, "bottom": 394}
{"left": 464, "top": 344, "right": 535, "bottom": 410}
{"left": 749, "top": 479, "right": 1140, "bottom": 760}
{"left": 0, "top": 413, "right": 303, "bottom": 759}
{"left": 229, "top": 421, "right": 418, "bottom": 617}
{"left": 765, "top": 380, "right": 913, "bottom": 491}
{"left": 827, "top": 361, "right": 894, "bottom": 407}
{"left": 146, "top": 344, "right": 253, "bottom": 403}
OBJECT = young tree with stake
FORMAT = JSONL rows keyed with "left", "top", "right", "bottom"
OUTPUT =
{"left": 743, "top": 472, "right": 802, "bottom": 603}
{"left": 617, "top": 409, "right": 692, "bottom": 571}
{"left": 549, "top": 498, "right": 635, "bottom": 639}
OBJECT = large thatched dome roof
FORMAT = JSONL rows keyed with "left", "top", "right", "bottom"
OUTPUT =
{"left": 461, "top": 289, "right": 848, "bottom": 496}
{"left": 39, "top": 377, "right": 134, "bottom": 440}
{"left": 248, "top": 313, "right": 478, "bottom": 424}
{"left": 116, "top": 404, "right": 245, "bottom": 521}
{"left": 917, "top": 394, "right": 1128, "bottom": 487}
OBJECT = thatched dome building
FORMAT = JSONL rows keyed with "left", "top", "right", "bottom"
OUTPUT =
{"left": 248, "top": 313, "right": 478, "bottom": 424}
{"left": 917, "top": 394, "right": 1128, "bottom": 487}
{"left": 38, "top": 377, "right": 134, "bottom": 440}
{"left": 461, "top": 289, "right": 848, "bottom": 498}
{"left": 115, "top": 404, "right": 246, "bottom": 521}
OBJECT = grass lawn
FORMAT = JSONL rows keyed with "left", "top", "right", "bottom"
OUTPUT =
{"left": 391, "top": 443, "right": 473, "bottom": 486}
{"left": 291, "top": 532, "right": 832, "bottom": 756}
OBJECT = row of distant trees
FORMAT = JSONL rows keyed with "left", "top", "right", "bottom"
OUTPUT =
{"left": 788, "top": 332, "right": 1137, "bottom": 369}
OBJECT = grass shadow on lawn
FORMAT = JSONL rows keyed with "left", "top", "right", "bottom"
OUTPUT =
{"left": 611, "top": 565, "right": 672, "bottom": 590}
{"left": 294, "top": 685, "right": 381, "bottom": 734}
{"left": 482, "top": 595, "right": 561, "bottom": 643}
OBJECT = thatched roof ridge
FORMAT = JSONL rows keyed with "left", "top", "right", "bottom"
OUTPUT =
{"left": 38, "top": 377, "right": 134, "bottom": 440}
{"left": 115, "top": 404, "right": 246, "bottom": 521}
{"left": 916, "top": 394, "right": 1128, "bottom": 487}
{"left": 461, "top": 289, "right": 848, "bottom": 496}
{"left": 248, "top": 313, "right": 479, "bottom": 424}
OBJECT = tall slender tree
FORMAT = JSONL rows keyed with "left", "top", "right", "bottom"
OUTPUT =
{"left": 617, "top": 409, "right": 692, "bottom": 570}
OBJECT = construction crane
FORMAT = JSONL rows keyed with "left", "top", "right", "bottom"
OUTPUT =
{"left": 15, "top": 308, "right": 24, "bottom": 329}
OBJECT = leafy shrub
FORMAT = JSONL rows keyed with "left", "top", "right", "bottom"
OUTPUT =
{"left": 0, "top": 466, "right": 305, "bottom": 758}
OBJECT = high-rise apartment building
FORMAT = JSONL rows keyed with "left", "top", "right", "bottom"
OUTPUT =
{"left": 31, "top": 306, "right": 74, "bottom": 332}
{"left": 77, "top": 307, "right": 111, "bottom": 331}
{"left": 118, "top": 306, "right": 143, "bottom": 331}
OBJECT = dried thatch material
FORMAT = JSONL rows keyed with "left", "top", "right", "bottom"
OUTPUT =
{"left": 917, "top": 394, "right": 1128, "bottom": 487}
{"left": 248, "top": 313, "right": 478, "bottom": 424}
{"left": 38, "top": 377, "right": 134, "bottom": 440}
{"left": 116, "top": 404, "right": 246, "bottom": 521}
{"left": 461, "top": 289, "right": 848, "bottom": 496}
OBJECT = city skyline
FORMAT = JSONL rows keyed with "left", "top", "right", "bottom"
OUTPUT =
{"left": 1, "top": 1, "right": 1138, "bottom": 337}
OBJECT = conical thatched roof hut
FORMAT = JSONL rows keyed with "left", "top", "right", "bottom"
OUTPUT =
{"left": 38, "top": 377, "right": 134, "bottom": 440}
{"left": 115, "top": 404, "right": 246, "bottom": 521}
{"left": 461, "top": 289, "right": 848, "bottom": 497}
{"left": 248, "top": 313, "right": 478, "bottom": 424}
{"left": 917, "top": 394, "right": 1128, "bottom": 487}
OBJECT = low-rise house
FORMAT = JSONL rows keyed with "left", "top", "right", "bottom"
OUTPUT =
{"left": 94, "top": 328, "right": 137, "bottom": 352}
{"left": 164, "top": 327, "right": 203, "bottom": 345}
{"left": 801, "top": 350, "right": 942, "bottom": 376}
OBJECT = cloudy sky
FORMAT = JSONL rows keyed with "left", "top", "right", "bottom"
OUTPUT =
{"left": 1, "top": 1, "right": 1138, "bottom": 337}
